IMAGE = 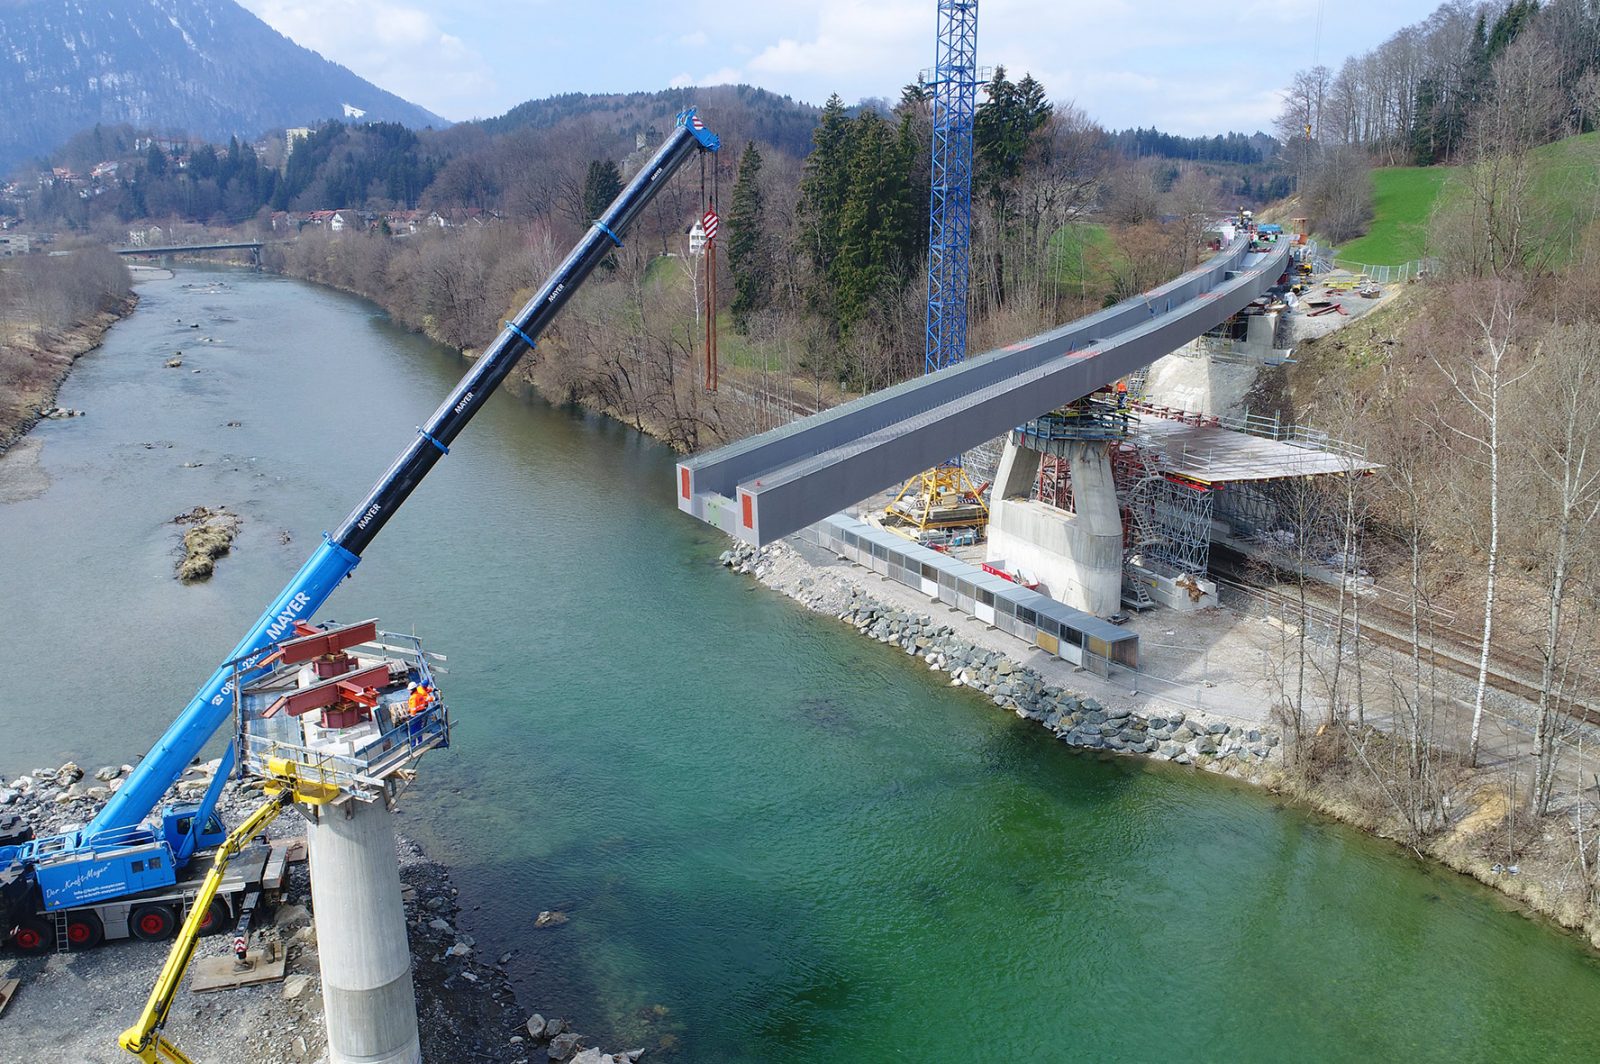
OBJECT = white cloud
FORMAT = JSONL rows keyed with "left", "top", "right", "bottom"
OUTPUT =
{"left": 745, "top": 1, "right": 925, "bottom": 82}
{"left": 234, "top": 0, "right": 1449, "bottom": 132}
{"left": 697, "top": 66, "right": 745, "bottom": 86}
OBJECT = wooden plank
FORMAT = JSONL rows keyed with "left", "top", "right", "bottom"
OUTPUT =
{"left": 0, "top": 977, "right": 19, "bottom": 1019}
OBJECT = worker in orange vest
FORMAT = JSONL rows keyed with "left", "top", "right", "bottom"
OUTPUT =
{"left": 406, "top": 681, "right": 434, "bottom": 716}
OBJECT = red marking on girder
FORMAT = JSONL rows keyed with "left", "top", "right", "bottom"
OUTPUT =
{"left": 680, "top": 467, "right": 691, "bottom": 500}
{"left": 741, "top": 492, "right": 754, "bottom": 530}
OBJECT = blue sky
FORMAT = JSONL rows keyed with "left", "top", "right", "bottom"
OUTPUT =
{"left": 237, "top": 0, "right": 1447, "bottom": 135}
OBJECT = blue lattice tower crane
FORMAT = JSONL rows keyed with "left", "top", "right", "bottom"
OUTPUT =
{"left": 924, "top": 0, "right": 978, "bottom": 376}
{"left": 885, "top": 0, "right": 991, "bottom": 537}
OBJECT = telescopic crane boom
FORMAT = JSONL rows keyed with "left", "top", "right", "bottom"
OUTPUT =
{"left": 93, "top": 109, "right": 719, "bottom": 837}
{"left": 2, "top": 109, "right": 719, "bottom": 935}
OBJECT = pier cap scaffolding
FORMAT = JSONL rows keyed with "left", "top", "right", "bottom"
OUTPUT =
{"left": 1134, "top": 418, "right": 1379, "bottom": 485}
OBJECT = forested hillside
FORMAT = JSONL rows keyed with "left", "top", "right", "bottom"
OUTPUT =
{"left": 249, "top": 68, "right": 1273, "bottom": 454}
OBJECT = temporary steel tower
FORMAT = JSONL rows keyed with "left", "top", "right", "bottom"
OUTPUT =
{"left": 886, "top": 0, "right": 988, "bottom": 537}
{"left": 924, "top": 0, "right": 979, "bottom": 374}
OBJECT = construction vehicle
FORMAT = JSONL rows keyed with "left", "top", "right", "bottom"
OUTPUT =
{"left": 0, "top": 109, "right": 720, "bottom": 956}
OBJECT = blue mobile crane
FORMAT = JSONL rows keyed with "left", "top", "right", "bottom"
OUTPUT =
{"left": 0, "top": 110, "right": 720, "bottom": 954}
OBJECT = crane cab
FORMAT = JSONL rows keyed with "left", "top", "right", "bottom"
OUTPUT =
{"left": 160, "top": 804, "right": 227, "bottom": 858}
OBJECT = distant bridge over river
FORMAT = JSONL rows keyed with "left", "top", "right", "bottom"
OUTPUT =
{"left": 114, "top": 240, "right": 269, "bottom": 257}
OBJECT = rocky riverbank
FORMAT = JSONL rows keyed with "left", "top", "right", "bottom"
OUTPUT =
{"left": 0, "top": 294, "right": 139, "bottom": 459}
{"left": 0, "top": 760, "right": 645, "bottom": 1063}
{"left": 721, "top": 541, "right": 1280, "bottom": 778}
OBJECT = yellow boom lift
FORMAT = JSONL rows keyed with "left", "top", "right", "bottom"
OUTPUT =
{"left": 118, "top": 763, "right": 336, "bottom": 1063}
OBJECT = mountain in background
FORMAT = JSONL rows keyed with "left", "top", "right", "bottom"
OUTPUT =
{"left": 0, "top": 0, "right": 445, "bottom": 176}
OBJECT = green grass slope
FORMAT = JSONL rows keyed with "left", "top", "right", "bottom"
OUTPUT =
{"left": 1527, "top": 130, "right": 1600, "bottom": 265}
{"left": 1335, "top": 132, "right": 1600, "bottom": 267}
{"left": 1336, "top": 166, "right": 1454, "bottom": 266}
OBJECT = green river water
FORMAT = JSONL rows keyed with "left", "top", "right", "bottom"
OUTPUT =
{"left": 2, "top": 267, "right": 1599, "bottom": 1061}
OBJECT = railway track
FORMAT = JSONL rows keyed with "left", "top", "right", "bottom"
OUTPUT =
{"left": 1211, "top": 557, "right": 1600, "bottom": 727}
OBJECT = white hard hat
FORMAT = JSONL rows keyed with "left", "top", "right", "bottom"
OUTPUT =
{"left": 408, "top": 681, "right": 418, "bottom": 689}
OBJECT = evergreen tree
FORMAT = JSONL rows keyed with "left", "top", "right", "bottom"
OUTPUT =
{"left": 145, "top": 143, "right": 167, "bottom": 178}
{"left": 893, "top": 101, "right": 930, "bottom": 268}
{"left": 973, "top": 68, "right": 1053, "bottom": 307}
{"left": 189, "top": 143, "right": 219, "bottom": 181}
{"left": 581, "top": 158, "right": 623, "bottom": 220}
{"left": 834, "top": 111, "right": 919, "bottom": 333}
{"left": 727, "top": 141, "right": 768, "bottom": 331}
{"left": 796, "top": 94, "right": 853, "bottom": 307}
{"left": 582, "top": 159, "right": 624, "bottom": 269}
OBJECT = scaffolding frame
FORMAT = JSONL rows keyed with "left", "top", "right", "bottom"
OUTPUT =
{"left": 1148, "top": 476, "right": 1213, "bottom": 575}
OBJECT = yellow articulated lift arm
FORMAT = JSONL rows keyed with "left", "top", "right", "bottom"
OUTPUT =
{"left": 118, "top": 785, "right": 298, "bottom": 1063}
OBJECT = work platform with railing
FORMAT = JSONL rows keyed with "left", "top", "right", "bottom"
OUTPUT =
{"left": 231, "top": 619, "right": 450, "bottom": 804}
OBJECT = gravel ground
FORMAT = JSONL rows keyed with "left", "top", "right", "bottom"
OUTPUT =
{"left": 1, "top": 763, "right": 640, "bottom": 1064}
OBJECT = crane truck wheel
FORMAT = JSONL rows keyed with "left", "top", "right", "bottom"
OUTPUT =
{"left": 197, "top": 898, "right": 230, "bottom": 936}
{"left": 65, "top": 911, "right": 104, "bottom": 950}
{"left": 129, "top": 903, "right": 178, "bottom": 942}
{"left": 10, "top": 916, "right": 52, "bottom": 954}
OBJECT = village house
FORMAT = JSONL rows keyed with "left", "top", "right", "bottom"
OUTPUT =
{"left": 126, "top": 225, "right": 164, "bottom": 247}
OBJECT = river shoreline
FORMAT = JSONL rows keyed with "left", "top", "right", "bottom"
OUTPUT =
{"left": 726, "top": 537, "right": 1600, "bottom": 951}
{"left": 9, "top": 257, "right": 1587, "bottom": 1056}
{"left": 0, "top": 293, "right": 139, "bottom": 459}
{"left": 0, "top": 757, "right": 638, "bottom": 1063}
{"left": 0, "top": 268, "right": 655, "bottom": 1063}
{"left": 264, "top": 253, "right": 1600, "bottom": 953}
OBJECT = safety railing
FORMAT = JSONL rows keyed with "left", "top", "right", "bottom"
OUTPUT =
{"left": 230, "top": 625, "right": 451, "bottom": 801}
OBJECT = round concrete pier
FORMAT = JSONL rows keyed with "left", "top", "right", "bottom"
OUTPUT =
{"left": 306, "top": 797, "right": 421, "bottom": 1064}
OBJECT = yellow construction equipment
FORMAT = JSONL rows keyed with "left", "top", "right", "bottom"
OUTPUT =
{"left": 885, "top": 463, "right": 989, "bottom": 536}
{"left": 118, "top": 785, "right": 297, "bottom": 1062}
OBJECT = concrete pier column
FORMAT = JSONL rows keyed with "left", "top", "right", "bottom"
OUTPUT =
{"left": 986, "top": 436, "right": 1124, "bottom": 616}
{"left": 306, "top": 797, "right": 421, "bottom": 1064}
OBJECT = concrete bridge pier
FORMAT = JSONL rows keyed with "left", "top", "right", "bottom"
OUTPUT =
{"left": 986, "top": 436, "right": 1123, "bottom": 617}
{"left": 306, "top": 795, "right": 422, "bottom": 1064}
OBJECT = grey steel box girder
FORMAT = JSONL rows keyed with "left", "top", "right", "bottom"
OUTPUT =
{"left": 680, "top": 238, "right": 1291, "bottom": 546}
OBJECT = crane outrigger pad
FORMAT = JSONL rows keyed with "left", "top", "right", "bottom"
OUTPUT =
{"left": 189, "top": 931, "right": 286, "bottom": 992}
{"left": 0, "top": 976, "right": 19, "bottom": 1019}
